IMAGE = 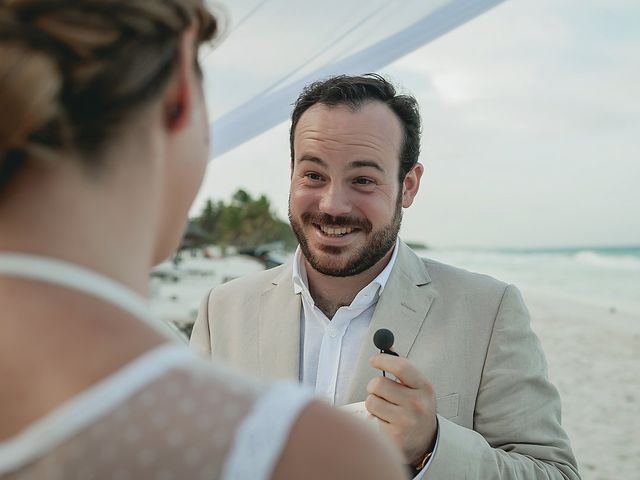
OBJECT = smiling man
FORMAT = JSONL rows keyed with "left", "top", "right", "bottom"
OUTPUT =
{"left": 288, "top": 99, "right": 421, "bottom": 311}
{"left": 191, "top": 74, "right": 579, "bottom": 480}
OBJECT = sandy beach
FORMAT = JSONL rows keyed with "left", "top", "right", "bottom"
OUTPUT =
{"left": 524, "top": 290, "right": 640, "bottom": 480}
{"left": 150, "top": 253, "right": 640, "bottom": 479}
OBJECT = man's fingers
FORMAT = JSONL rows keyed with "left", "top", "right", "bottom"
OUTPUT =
{"left": 365, "top": 393, "right": 400, "bottom": 424}
{"left": 369, "top": 353, "right": 431, "bottom": 390}
{"left": 366, "top": 376, "right": 406, "bottom": 406}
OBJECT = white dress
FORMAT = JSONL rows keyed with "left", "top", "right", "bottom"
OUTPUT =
{"left": 0, "top": 254, "right": 313, "bottom": 480}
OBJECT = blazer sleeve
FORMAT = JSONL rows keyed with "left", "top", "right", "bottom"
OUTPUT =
{"left": 189, "top": 289, "right": 213, "bottom": 357}
{"left": 426, "top": 285, "right": 580, "bottom": 479}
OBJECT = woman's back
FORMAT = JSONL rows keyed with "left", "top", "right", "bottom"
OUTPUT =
{"left": 0, "top": 342, "right": 311, "bottom": 479}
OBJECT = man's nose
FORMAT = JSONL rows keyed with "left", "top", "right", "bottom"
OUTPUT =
{"left": 318, "top": 184, "right": 352, "bottom": 217}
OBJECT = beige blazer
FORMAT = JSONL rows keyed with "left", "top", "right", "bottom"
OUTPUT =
{"left": 191, "top": 242, "right": 579, "bottom": 479}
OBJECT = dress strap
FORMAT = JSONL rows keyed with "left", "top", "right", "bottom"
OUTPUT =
{"left": 0, "top": 253, "right": 179, "bottom": 339}
{"left": 221, "top": 382, "right": 314, "bottom": 480}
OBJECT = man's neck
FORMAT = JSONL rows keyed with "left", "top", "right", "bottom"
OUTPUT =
{"left": 304, "top": 249, "right": 394, "bottom": 319}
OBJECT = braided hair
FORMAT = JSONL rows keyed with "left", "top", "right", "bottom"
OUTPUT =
{"left": 0, "top": 0, "right": 221, "bottom": 193}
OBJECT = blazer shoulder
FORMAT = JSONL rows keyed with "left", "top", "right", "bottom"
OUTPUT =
{"left": 421, "top": 256, "right": 509, "bottom": 295}
{"left": 211, "top": 262, "right": 290, "bottom": 297}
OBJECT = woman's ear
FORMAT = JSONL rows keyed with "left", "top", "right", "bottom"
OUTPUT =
{"left": 163, "top": 26, "right": 198, "bottom": 132}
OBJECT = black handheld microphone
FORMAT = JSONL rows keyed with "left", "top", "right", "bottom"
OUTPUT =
{"left": 373, "top": 328, "right": 398, "bottom": 377}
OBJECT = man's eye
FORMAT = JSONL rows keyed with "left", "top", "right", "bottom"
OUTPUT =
{"left": 305, "top": 173, "right": 323, "bottom": 181}
{"left": 354, "top": 178, "right": 374, "bottom": 186}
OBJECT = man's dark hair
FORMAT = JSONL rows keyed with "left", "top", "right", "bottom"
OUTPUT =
{"left": 289, "top": 74, "right": 421, "bottom": 182}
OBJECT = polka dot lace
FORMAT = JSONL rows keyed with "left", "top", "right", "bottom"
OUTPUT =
{"left": 0, "top": 348, "right": 312, "bottom": 480}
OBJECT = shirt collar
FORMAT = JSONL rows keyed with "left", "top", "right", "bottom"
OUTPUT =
{"left": 292, "top": 238, "right": 400, "bottom": 301}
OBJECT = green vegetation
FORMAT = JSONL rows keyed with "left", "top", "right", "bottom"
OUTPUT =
{"left": 192, "top": 189, "right": 297, "bottom": 250}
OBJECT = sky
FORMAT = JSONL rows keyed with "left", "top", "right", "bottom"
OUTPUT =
{"left": 193, "top": 0, "right": 640, "bottom": 249}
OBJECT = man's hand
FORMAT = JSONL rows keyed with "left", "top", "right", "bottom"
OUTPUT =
{"left": 366, "top": 353, "right": 437, "bottom": 466}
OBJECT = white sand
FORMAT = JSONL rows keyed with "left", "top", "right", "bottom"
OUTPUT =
{"left": 524, "top": 289, "right": 640, "bottom": 480}
{"left": 150, "top": 255, "right": 265, "bottom": 327}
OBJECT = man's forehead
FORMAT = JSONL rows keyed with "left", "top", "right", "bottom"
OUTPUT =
{"left": 293, "top": 101, "right": 403, "bottom": 160}
{"left": 296, "top": 101, "right": 401, "bottom": 133}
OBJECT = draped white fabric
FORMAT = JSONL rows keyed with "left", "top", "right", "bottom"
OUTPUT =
{"left": 202, "top": 0, "right": 506, "bottom": 158}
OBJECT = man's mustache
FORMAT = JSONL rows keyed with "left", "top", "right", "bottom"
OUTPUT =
{"left": 300, "top": 212, "right": 373, "bottom": 234}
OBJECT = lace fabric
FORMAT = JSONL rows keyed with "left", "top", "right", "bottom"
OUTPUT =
{"left": 0, "top": 346, "right": 313, "bottom": 480}
{"left": 0, "top": 255, "right": 313, "bottom": 479}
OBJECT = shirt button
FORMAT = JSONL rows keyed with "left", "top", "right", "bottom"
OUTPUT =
{"left": 328, "top": 326, "right": 337, "bottom": 338}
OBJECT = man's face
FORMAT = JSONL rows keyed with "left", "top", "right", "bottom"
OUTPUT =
{"left": 288, "top": 101, "right": 420, "bottom": 277}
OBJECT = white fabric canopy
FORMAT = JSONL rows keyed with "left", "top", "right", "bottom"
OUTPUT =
{"left": 203, "top": 0, "right": 507, "bottom": 158}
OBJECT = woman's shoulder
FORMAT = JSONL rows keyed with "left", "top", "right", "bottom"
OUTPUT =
{"left": 271, "top": 400, "right": 407, "bottom": 480}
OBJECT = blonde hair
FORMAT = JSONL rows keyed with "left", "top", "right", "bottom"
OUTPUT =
{"left": 0, "top": 0, "right": 220, "bottom": 191}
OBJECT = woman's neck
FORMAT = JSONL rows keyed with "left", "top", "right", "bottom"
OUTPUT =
{"left": 0, "top": 158, "right": 159, "bottom": 296}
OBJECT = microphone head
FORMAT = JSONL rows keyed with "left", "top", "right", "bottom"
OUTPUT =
{"left": 373, "top": 328, "right": 395, "bottom": 351}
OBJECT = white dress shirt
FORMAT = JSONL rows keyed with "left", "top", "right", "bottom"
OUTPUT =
{"left": 292, "top": 240, "right": 399, "bottom": 405}
{"left": 292, "top": 239, "right": 436, "bottom": 478}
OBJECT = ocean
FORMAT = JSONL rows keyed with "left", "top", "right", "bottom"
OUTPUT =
{"left": 415, "top": 245, "right": 640, "bottom": 314}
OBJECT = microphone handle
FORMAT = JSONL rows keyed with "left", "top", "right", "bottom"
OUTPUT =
{"left": 379, "top": 349, "right": 399, "bottom": 377}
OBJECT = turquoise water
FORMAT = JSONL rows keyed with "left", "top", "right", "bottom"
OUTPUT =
{"left": 495, "top": 245, "right": 640, "bottom": 263}
{"left": 416, "top": 245, "right": 640, "bottom": 314}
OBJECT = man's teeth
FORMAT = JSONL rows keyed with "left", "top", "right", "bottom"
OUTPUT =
{"left": 320, "top": 225, "right": 354, "bottom": 236}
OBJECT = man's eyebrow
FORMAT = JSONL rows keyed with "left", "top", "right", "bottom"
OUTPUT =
{"left": 298, "top": 155, "right": 327, "bottom": 167}
{"left": 297, "top": 155, "right": 385, "bottom": 173}
{"left": 348, "top": 160, "right": 385, "bottom": 173}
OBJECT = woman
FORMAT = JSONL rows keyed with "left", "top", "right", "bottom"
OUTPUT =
{"left": 0, "top": 1, "right": 406, "bottom": 479}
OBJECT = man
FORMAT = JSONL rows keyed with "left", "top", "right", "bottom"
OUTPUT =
{"left": 191, "top": 74, "right": 579, "bottom": 479}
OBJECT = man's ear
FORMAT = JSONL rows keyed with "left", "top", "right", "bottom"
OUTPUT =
{"left": 401, "top": 162, "right": 424, "bottom": 208}
{"left": 164, "top": 26, "right": 198, "bottom": 132}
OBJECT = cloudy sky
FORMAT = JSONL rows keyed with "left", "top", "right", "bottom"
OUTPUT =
{"left": 194, "top": 0, "right": 639, "bottom": 249}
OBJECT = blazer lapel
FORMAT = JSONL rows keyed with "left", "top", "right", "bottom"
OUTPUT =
{"left": 345, "top": 242, "right": 434, "bottom": 404}
{"left": 257, "top": 264, "right": 302, "bottom": 381}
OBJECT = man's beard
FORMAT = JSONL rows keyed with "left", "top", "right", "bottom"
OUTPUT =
{"left": 288, "top": 193, "right": 402, "bottom": 277}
